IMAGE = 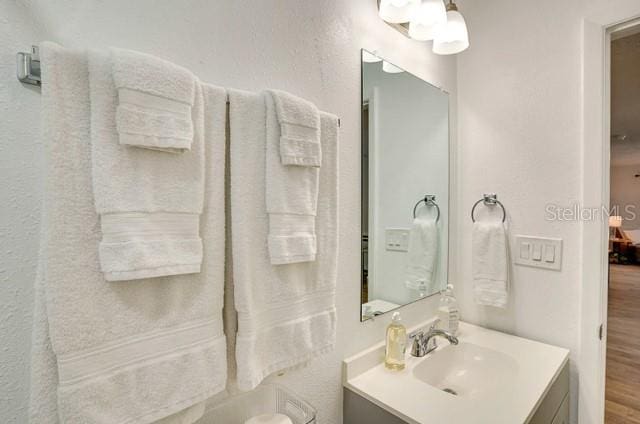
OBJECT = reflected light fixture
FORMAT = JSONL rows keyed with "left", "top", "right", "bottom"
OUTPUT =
{"left": 382, "top": 61, "right": 404, "bottom": 73}
{"left": 408, "top": 0, "right": 447, "bottom": 41}
{"left": 378, "top": 0, "right": 416, "bottom": 24}
{"left": 362, "top": 50, "right": 383, "bottom": 63}
{"left": 432, "top": 0, "right": 469, "bottom": 55}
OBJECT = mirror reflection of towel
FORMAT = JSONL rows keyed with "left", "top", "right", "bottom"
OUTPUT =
{"left": 405, "top": 216, "right": 438, "bottom": 293}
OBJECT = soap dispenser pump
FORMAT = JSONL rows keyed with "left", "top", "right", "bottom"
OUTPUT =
{"left": 385, "top": 312, "right": 407, "bottom": 371}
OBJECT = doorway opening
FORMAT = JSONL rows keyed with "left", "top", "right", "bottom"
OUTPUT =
{"left": 605, "top": 22, "right": 640, "bottom": 423}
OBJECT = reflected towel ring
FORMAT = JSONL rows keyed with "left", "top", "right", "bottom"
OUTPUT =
{"left": 413, "top": 195, "right": 440, "bottom": 222}
{"left": 471, "top": 193, "right": 506, "bottom": 223}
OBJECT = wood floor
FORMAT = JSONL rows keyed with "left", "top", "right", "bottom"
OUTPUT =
{"left": 606, "top": 264, "right": 640, "bottom": 423}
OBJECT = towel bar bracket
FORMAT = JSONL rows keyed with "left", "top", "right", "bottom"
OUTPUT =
{"left": 17, "top": 45, "right": 41, "bottom": 86}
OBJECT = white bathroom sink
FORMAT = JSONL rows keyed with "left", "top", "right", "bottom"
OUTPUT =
{"left": 343, "top": 322, "right": 569, "bottom": 424}
{"left": 412, "top": 342, "right": 518, "bottom": 399}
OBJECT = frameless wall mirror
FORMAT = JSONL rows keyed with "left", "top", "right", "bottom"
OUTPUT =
{"left": 361, "top": 49, "right": 449, "bottom": 321}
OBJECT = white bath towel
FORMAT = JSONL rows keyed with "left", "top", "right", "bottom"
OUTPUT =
{"left": 472, "top": 220, "right": 509, "bottom": 308}
{"left": 405, "top": 215, "right": 439, "bottom": 293}
{"left": 266, "top": 89, "right": 321, "bottom": 167}
{"left": 29, "top": 43, "right": 227, "bottom": 424}
{"left": 264, "top": 92, "right": 320, "bottom": 265}
{"left": 229, "top": 89, "right": 338, "bottom": 391}
{"left": 111, "top": 48, "right": 196, "bottom": 153}
{"left": 90, "top": 50, "right": 205, "bottom": 281}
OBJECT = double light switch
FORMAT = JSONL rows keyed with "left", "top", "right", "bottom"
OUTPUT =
{"left": 385, "top": 228, "right": 410, "bottom": 252}
{"left": 515, "top": 235, "right": 562, "bottom": 271}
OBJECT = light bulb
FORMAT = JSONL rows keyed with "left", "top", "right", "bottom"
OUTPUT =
{"left": 382, "top": 61, "right": 404, "bottom": 73}
{"left": 362, "top": 50, "right": 383, "bottom": 63}
{"left": 379, "top": 0, "right": 416, "bottom": 23}
{"left": 433, "top": 3, "right": 469, "bottom": 55}
{"left": 408, "top": 0, "right": 447, "bottom": 41}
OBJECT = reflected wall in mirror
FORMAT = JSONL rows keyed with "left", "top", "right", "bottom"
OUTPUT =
{"left": 361, "top": 49, "right": 449, "bottom": 321}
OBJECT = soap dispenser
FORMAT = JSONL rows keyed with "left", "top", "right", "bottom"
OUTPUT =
{"left": 438, "top": 284, "right": 460, "bottom": 335}
{"left": 385, "top": 312, "right": 407, "bottom": 371}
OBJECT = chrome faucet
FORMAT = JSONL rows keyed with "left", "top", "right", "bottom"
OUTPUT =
{"left": 409, "top": 321, "right": 459, "bottom": 357}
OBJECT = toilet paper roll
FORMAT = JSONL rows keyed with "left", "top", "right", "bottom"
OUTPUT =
{"left": 244, "top": 413, "right": 293, "bottom": 424}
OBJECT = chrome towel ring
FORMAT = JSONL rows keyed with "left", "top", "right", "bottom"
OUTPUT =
{"left": 471, "top": 193, "right": 506, "bottom": 223}
{"left": 413, "top": 195, "right": 440, "bottom": 222}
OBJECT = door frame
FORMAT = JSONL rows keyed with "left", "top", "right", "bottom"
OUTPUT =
{"left": 580, "top": 5, "right": 640, "bottom": 423}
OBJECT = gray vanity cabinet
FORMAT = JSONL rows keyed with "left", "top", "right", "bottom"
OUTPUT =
{"left": 343, "top": 388, "right": 407, "bottom": 424}
{"left": 528, "top": 362, "right": 569, "bottom": 424}
{"left": 343, "top": 361, "right": 570, "bottom": 424}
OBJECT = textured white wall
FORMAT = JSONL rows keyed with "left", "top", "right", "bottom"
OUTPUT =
{"left": 0, "top": 1, "right": 457, "bottom": 423}
{"left": 455, "top": 1, "right": 640, "bottom": 422}
{"left": 456, "top": 1, "right": 584, "bottom": 421}
{"left": 0, "top": 1, "right": 44, "bottom": 423}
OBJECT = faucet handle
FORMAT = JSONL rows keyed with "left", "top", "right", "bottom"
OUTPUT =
{"left": 429, "top": 319, "right": 441, "bottom": 331}
{"left": 409, "top": 331, "right": 426, "bottom": 357}
{"left": 409, "top": 330, "right": 424, "bottom": 340}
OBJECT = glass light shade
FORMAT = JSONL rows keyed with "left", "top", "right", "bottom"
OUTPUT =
{"left": 362, "top": 50, "right": 383, "bottom": 63}
{"left": 408, "top": 0, "right": 447, "bottom": 41}
{"left": 382, "top": 61, "right": 404, "bottom": 73}
{"left": 609, "top": 216, "right": 623, "bottom": 228}
{"left": 433, "top": 9, "right": 469, "bottom": 55}
{"left": 379, "top": 0, "right": 415, "bottom": 23}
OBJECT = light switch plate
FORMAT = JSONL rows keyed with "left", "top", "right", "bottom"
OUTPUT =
{"left": 514, "top": 235, "right": 562, "bottom": 271}
{"left": 385, "top": 228, "right": 410, "bottom": 252}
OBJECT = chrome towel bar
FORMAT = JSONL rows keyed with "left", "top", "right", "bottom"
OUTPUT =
{"left": 16, "top": 45, "right": 341, "bottom": 127}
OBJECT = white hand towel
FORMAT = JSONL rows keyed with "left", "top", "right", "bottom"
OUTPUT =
{"left": 229, "top": 89, "right": 339, "bottom": 391}
{"left": 29, "top": 43, "right": 227, "bottom": 424}
{"left": 264, "top": 92, "right": 320, "bottom": 265}
{"left": 266, "top": 89, "right": 321, "bottom": 166}
{"left": 405, "top": 216, "right": 439, "bottom": 293}
{"left": 111, "top": 48, "right": 196, "bottom": 153}
{"left": 90, "top": 49, "right": 205, "bottom": 281}
{"left": 472, "top": 220, "right": 509, "bottom": 308}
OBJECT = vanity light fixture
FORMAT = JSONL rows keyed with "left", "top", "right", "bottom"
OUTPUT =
{"left": 382, "top": 60, "right": 404, "bottom": 73}
{"left": 432, "top": 0, "right": 469, "bottom": 55}
{"left": 378, "top": 0, "right": 416, "bottom": 24}
{"left": 377, "top": 0, "right": 469, "bottom": 55}
{"left": 408, "top": 0, "right": 447, "bottom": 41}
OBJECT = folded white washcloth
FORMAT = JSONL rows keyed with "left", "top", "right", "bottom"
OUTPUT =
{"left": 90, "top": 49, "right": 205, "bottom": 281}
{"left": 111, "top": 48, "right": 196, "bottom": 153}
{"left": 405, "top": 215, "right": 439, "bottom": 293}
{"left": 472, "top": 220, "right": 509, "bottom": 308}
{"left": 30, "top": 43, "right": 227, "bottom": 424}
{"left": 264, "top": 92, "right": 320, "bottom": 265}
{"left": 266, "top": 89, "right": 321, "bottom": 167}
{"left": 229, "top": 89, "right": 339, "bottom": 391}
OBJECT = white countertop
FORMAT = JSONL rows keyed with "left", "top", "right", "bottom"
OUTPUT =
{"left": 343, "top": 321, "right": 569, "bottom": 424}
